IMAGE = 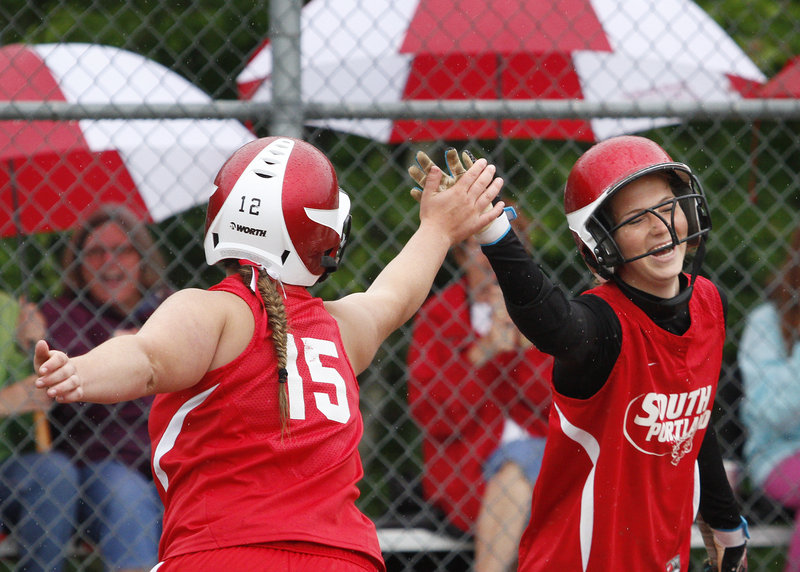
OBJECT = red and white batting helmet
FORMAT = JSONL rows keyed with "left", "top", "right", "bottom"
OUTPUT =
{"left": 564, "top": 135, "right": 711, "bottom": 277}
{"left": 204, "top": 136, "right": 351, "bottom": 286}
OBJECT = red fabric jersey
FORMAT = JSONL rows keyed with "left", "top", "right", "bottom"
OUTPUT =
{"left": 408, "top": 279, "right": 552, "bottom": 532}
{"left": 518, "top": 276, "right": 724, "bottom": 572}
{"left": 148, "top": 275, "right": 384, "bottom": 569}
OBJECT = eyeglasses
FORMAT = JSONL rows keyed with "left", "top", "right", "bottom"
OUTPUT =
{"left": 83, "top": 244, "right": 140, "bottom": 263}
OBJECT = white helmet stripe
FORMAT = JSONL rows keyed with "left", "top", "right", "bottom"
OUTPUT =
{"left": 304, "top": 191, "right": 351, "bottom": 236}
{"left": 305, "top": 207, "right": 340, "bottom": 231}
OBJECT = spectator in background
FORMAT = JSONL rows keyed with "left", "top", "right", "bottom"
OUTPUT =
{"left": 0, "top": 205, "right": 169, "bottom": 572}
{"left": 0, "top": 292, "right": 49, "bottom": 458}
{"left": 407, "top": 212, "right": 552, "bottom": 572}
{"left": 0, "top": 293, "right": 54, "bottom": 563}
{"left": 741, "top": 226, "right": 800, "bottom": 572}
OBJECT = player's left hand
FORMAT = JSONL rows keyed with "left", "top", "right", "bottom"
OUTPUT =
{"left": 699, "top": 516, "right": 749, "bottom": 572}
{"left": 718, "top": 543, "right": 747, "bottom": 571}
{"left": 408, "top": 148, "right": 475, "bottom": 202}
{"left": 702, "top": 543, "right": 747, "bottom": 572}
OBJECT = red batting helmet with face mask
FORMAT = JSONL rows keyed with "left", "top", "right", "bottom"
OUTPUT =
{"left": 564, "top": 135, "right": 711, "bottom": 279}
{"left": 204, "top": 136, "right": 351, "bottom": 287}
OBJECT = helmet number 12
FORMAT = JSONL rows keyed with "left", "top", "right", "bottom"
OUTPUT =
{"left": 239, "top": 195, "right": 261, "bottom": 216}
{"left": 284, "top": 333, "right": 351, "bottom": 424}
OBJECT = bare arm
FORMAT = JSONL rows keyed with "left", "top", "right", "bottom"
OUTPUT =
{"left": 33, "top": 288, "right": 241, "bottom": 403}
{"left": 327, "top": 159, "right": 504, "bottom": 374}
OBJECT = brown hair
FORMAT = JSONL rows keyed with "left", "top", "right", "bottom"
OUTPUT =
{"left": 236, "top": 265, "right": 291, "bottom": 438}
{"left": 767, "top": 226, "right": 800, "bottom": 354}
{"left": 61, "top": 205, "right": 167, "bottom": 298}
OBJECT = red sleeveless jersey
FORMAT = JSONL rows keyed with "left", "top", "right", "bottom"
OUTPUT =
{"left": 518, "top": 276, "right": 724, "bottom": 572}
{"left": 148, "top": 276, "right": 384, "bottom": 569}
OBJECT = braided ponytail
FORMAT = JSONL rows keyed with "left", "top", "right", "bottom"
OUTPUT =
{"left": 238, "top": 266, "right": 291, "bottom": 438}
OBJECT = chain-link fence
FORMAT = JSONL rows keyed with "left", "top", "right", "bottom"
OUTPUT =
{"left": 1, "top": 0, "right": 800, "bottom": 570}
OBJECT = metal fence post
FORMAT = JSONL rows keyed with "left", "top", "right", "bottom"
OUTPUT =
{"left": 269, "top": 0, "right": 303, "bottom": 138}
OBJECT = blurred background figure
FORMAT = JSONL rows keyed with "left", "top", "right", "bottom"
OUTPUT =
{"left": 0, "top": 291, "right": 49, "bottom": 464}
{"left": 407, "top": 213, "right": 552, "bottom": 572}
{"left": 741, "top": 226, "right": 800, "bottom": 572}
{"left": 0, "top": 205, "right": 170, "bottom": 572}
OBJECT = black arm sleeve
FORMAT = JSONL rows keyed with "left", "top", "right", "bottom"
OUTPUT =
{"left": 698, "top": 423, "right": 742, "bottom": 530}
{"left": 481, "top": 230, "right": 622, "bottom": 399}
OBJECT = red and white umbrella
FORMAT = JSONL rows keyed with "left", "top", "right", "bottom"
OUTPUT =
{"left": 0, "top": 43, "right": 254, "bottom": 237}
{"left": 749, "top": 56, "right": 800, "bottom": 99}
{"left": 742, "top": 56, "right": 800, "bottom": 202}
{"left": 237, "top": 0, "right": 765, "bottom": 143}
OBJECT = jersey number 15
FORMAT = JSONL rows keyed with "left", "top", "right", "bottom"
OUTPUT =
{"left": 285, "top": 333, "right": 351, "bottom": 424}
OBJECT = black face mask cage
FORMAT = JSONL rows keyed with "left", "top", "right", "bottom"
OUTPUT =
{"left": 589, "top": 193, "right": 711, "bottom": 271}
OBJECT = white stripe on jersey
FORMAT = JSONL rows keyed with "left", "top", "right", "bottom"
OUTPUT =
{"left": 152, "top": 384, "right": 220, "bottom": 491}
{"left": 555, "top": 403, "right": 601, "bottom": 572}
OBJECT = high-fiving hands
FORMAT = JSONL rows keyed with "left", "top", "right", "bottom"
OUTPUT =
{"left": 409, "top": 148, "right": 475, "bottom": 201}
{"left": 415, "top": 156, "right": 505, "bottom": 248}
{"left": 410, "top": 148, "right": 514, "bottom": 244}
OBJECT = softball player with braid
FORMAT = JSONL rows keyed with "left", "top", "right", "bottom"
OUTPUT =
{"left": 411, "top": 137, "right": 748, "bottom": 572}
{"left": 32, "top": 136, "right": 504, "bottom": 571}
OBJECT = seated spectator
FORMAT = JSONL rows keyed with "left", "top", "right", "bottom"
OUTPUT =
{"left": 0, "top": 205, "right": 169, "bottom": 572}
{"left": 741, "top": 225, "right": 800, "bottom": 572}
{"left": 407, "top": 214, "right": 552, "bottom": 572}
{"left": 0, "top": 291, "right": 49, "bottom": 458}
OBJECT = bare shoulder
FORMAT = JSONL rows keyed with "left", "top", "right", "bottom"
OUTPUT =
{"left": 144, "top": 288, "right": 249, "bottom": 330}
{"left": 324, "top": 293, "right": 381, "bottom": 374}
{"left": 324, "top": 293, "right": 373, "bottom": 332}
{"left": 159, "top": 288, "right": 242, "bottom": 309}
{"left": 141, "top": 287, "right": 254, "bottom": 373}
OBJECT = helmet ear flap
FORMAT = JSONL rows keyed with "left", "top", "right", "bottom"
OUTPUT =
{"left": 587, "top": 214, "right": 623, "bottom": 270}
{"left": 578, "top": 244, "right": 612, "bottom": 281}
{"left": 573, "top": 233, "right": 614, "bottom": 280}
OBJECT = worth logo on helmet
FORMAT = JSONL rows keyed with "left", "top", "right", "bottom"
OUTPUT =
{"left": 229, "top": 221, "right": 267, "bottom": 237}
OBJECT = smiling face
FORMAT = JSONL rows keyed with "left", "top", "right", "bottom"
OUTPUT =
{"left": 79, "top": 221, "right": 143, "bottom": 314}
{"left": 609, "top": 174, "right": 689, "bottom": 298}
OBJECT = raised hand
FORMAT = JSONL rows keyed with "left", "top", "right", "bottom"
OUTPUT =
{"left": 409, "top": 148, "right": 475, "bottom": 202}
{"left": 417, "top": 158, "right": 504, "bottom": 247}
{"left": 410, "top": 147, "right": 515, "bottom": 244}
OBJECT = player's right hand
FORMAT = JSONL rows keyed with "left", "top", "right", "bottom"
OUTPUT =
{"left": 34, "top": 340, "right": 82, "bottom": 403}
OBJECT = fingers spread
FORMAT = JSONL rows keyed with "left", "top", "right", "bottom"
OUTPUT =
{"left": 408, "top": 163, "right": 426, "bottom": 190}
{"left": 445, "top": 148, "right": 466, "bottom": 179}
{"left": 461, "top": 150, "right": 475, "bottom": 170}
{"left": 408, "top": 149, "right": 485, "bottom": 205}
{"left": 457, "top": 157, "right": 489, "bottom": 190}
{"left": 422, "top": 166, "right": 443, "bottom": 194}
{"left": 415, "top": 151, "right": 435, "bottom": 174}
